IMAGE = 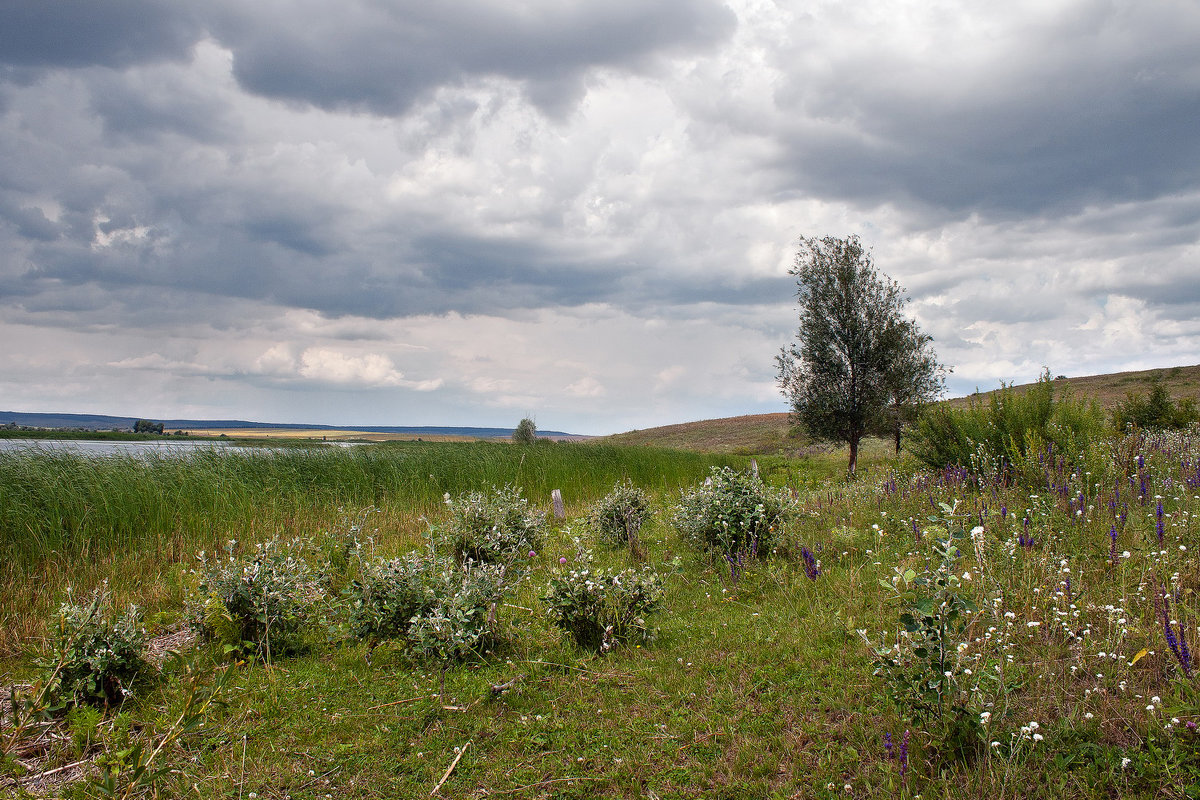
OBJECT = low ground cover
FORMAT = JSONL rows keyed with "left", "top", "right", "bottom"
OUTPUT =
{"left": 2, "top": 433, "right": 1199, "bottom": 798}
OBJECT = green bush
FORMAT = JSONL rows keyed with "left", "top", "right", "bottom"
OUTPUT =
{"left": 1112, "top": 378, "right": 1198, "bottom": 431}
{"left": 544, "top": 564, "right": 663, "bottom": 652}
{"left": 909, "top": 371, "right": 1105, "bottom": 484}
{"left": 347, "top": 545, "right": 515, "bottom": 664}
{"left": 583, "top": 479, "right": 654, "bottom": 546}
{"left": 44, "top": 590, "right": 151, "bottom": 706}
{"left": 404, "top": 561, "right": 511, "bottom": 664}
{"left": 672, "top": 467, "right": 789, "bottom": 557}
{"left": 189, "top": 538, "right": 324, "bottom": 656}
{"left": 512, "top": 417, "right": 538, "bottom": 444}
{"left": 442, "top": 485, "right": 546, "bottom": 564}
{"left": 347, "top": 549, "right": 445, "bottom": 641}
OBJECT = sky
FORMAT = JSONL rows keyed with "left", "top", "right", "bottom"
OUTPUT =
{"left": 2, "top": 1, "right": 1198, "bottom": 435}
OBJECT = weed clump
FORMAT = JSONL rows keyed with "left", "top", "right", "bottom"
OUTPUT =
{"left": 544, "top": 561, "right": 663, "bottom": 652}
{"left": 583, "top": 479, "right": 654, "bottom": 547}
{"left": 441, "top": 485, "right": 547, "bottom": 564}
{"left": 673, "top": 466, "right": 789, "bottom": 557}
{"left": 43, "top": 589, "right": 151, "bottom": 707}
{"left": 189, "top": 538, "right": 323, "bottom": 657}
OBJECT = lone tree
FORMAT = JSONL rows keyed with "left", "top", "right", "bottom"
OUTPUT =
{"left": 776, "top": 235, "right": 944, "bottom": 473}
{"left": 512, "top": 417, "right": 538, "bottom": 444}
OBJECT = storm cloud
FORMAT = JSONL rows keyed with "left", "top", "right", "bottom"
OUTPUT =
{"left": 1, "top": 0, "right": 1198, "bottom": 433}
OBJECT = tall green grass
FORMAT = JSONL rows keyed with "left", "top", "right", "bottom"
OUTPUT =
{"left": 0, "top": 441, "right": 735, "bottom": 658}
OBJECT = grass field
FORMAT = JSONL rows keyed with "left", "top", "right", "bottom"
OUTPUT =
{"left": 3, "top": 415, "right": 1200, "bottom": 797}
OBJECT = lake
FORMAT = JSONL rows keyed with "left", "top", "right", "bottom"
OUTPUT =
{"left": 0, "top": 439, "right": 364, "bottom": 456}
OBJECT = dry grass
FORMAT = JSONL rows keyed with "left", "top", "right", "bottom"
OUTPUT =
{"left": 604, "top": 413, "right": 804, "bottom": 454}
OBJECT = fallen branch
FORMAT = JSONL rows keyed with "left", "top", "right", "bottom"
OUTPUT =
{"left": 430, "top": 741, "right": 470, "bottom": 796}
{"left": 367, "top": 694, "right": 439, "bottom": 711}
{"left": 490, "top": 674, "right": 525, "bottom": 697}
{"left": 20, "top": 757, "right": 91, "bottom": 784}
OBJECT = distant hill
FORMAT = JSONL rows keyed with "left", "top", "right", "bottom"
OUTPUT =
{"left": 944, "top": 363, "right": 1200, "bottom": 410}
{"left": 605, "top": 413, "right": 799, "bottom": 454}
{"left": 0, "top": 411, "right": 580, "bottom": 440}
{"left": 603, "top": 363, "right": 1200, "bottom": 454}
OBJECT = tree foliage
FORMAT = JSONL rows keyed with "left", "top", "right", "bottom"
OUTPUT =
{"left": 776, "top": 235, "right": 943, "bottom": 473}
{"left": 881, "top": 320, "right": 947, "bottom": 453}
{"left": 512, "top": 417, "right": 538, "bottom": 444}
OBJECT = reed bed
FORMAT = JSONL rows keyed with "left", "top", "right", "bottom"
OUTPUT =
{"left": 0, "top": 441, "right": 734, "bottom": 659}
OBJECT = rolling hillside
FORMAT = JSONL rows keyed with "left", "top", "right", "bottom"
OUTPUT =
{"left": 605, "top": 363, "right": 1200, "bottom": 454}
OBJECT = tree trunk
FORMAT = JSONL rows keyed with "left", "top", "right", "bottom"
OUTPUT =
{"left": 848, "top": 437, "right": 859, "bottom": 475}
{"left": 894, "top": 420, "right": 902, "bottom": 455}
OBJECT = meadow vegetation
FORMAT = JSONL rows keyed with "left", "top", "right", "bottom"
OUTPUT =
{"left": 2, "top": 422, "right": 1199, "bottom": 798}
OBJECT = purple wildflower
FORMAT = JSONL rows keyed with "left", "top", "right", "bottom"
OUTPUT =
{"left": 898, "top": 730, "right": 910, "bottom": 784}
{"left": 1160, "top": 592, "right": 1194, "bottom": 679}
{"left": 883, "top": 732, "right": 894, "bottom": 760}
{"left": 725, "top": 550, "right": 744, "bottom": 585}
{"left": 801, "top": 547, "right": 820, "bottom": 581}
{"left": 1018, "top": 517, "right": 1036, "bottom": 549}
{"left": 1109, "top": 526, "right": 1118, "bottom": 564}
{"left": 1156, "top": 499, "right": 1165, "bottom": 546}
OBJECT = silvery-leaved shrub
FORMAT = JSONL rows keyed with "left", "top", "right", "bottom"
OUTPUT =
{"left": 442, "top": 484, "right": 546, "bottom": 564}
{"left": 584, "top": 480, "right": 654, "bottom": 547}
{"left": 405, "top": 560, "right": 511, "bottom": 664}
{"left": 544, "top": 563, "right": 663, "bottom": 652}
{"left": 672, "top": 467, "right": 789, "bottom": 557}
{"left": 348, "top": 546, "right": 514, "bottom": 660}
{"left": 43, "top": 589, "right": 151, "bottom": 706}
{"left": 189, "top": 538, "right": 323, "bottom": 656}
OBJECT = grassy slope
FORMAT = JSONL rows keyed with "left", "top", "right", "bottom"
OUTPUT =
{"left": 9, "top": 438, "right": 1199, "bottom": 799}
{"left": 945, "top": 363, "right": 1200, "bottom": 409}
{"left": 605, "top": 413, "right": 798, "bottom": 454}
{"left": 603, "top": 363, "right": 1200, "bottom": 454}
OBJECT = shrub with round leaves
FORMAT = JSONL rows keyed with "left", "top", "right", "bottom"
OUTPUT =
{"left": 44, "top": 589, "right": 151, "bottom": 706}
{"left": 544, "top": 564, "right": 663, "bottom": 652}
{"left": 672, "top": 466, "right": 790, "bottom": 557}
{"left": 348, "top": 547, "right": 514, "bottom": 663}
{"left": 442, "top": 484, "right": 546, "bottom": 564}
{"left": 584, "top": 479, "right": 654, "bottom": 546}
{"left": 189, "top": 538, "right": 324, "bottom": 655}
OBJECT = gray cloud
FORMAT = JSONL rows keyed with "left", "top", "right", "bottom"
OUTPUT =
{"left": 2, "top": 0, "right": 1199, "bottom": 432}
{"left": 725, "top": 2, "right": 1200, "bottom": 218}
{"left": 208, "top": 0, "right": 736, "bottom": 116}
{"left": 0, "top": 2, "right": 202, "bottom": 70}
